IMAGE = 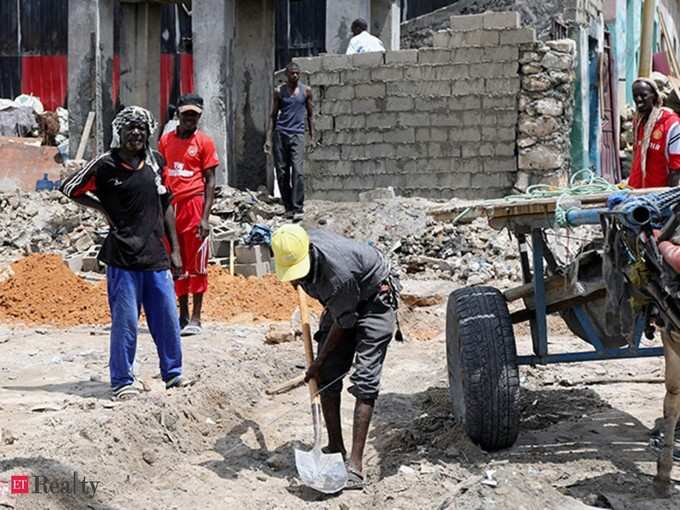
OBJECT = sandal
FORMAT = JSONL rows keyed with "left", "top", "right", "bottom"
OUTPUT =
{"left": 112, "top": 384, "right": 140, "bottom": 401}
{"left": 165, "top": 375, "right": 195, "bottom": 390}
{"left": 180, "top": 324, "right": 202, "bottom": 336}
{"left": 344, "top": 464, "right": 365, "bottom": 491}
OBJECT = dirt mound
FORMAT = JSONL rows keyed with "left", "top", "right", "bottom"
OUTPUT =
{"left": 204, "top": 266, "right": 320, "bottom": 322}
{"left": 0, "top": 254, "right": 109, "bottom": 326}
{"left": 0, "top": 255, "right": 316, "bottom": 326}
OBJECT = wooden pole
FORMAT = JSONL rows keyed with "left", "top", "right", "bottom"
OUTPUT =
{"left": 75, "top": 112, "right": 96, "bottom": 161}
{"left": 639, "top": 0, "right": 657, "bottom": 77}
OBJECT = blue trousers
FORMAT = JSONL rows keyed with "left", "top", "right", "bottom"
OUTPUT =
{"left": 107, "top": 267, "right": 183, "bottom": 389}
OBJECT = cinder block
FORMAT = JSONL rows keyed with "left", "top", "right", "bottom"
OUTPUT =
{"left": 342, "top": 68, "right": 371, "bottom": 83}
{"left": 335, "top": 115, "right": 366, "bottom": 129}
{"left": 448, "top": 95, "right": 482, "bottom": 110}
{"left": 309, "top": 72, "right": 341, "bottom": 86}
{"left": 451, "top": 48, "right": 485, "bottom": 64}
{"left": 352, "top": 98, "right": 382, "bottom": 114}
{"left": 371, "top": 66, "right": 403, "bottom": 81}
{"left": 234, "top": 244, "right": 272, "bottom": 264}
{"left": 495, "top": 142, "right": 516, "bottom": 156}
{"left": 315, "top": 115, "right": 334, "bottom": 130}
{"left": 321, "top": 100, "right": 352, "bottom": 115}
{"left": 450, "top": 78, "right": 485, "bottom": 96}
{"left": 293, "top": 56, "right": 322, "bottom": 73}
{"left": 355, "top": 159, "right": 388, "bottom": 176}
{"left": 469, "top": 62, "right": 518, "bottom": 78}
{"left": 404, "top": 65, "right": 437, "bottom": 81}
{"left": 482, "top": 11, "right": 520, "bottom": 30}
{"left": 65, "top": 256, "right": 83, "bottom": 273}
{"left": 322, "top": 54, "right": 352, "bottom": 71}
{"left": 352, "top": 130, "right": 384, "bottom": 144}
{"left": 436, "top": 171, "right": 471, "bottom": 189}
{"left": 355, "top": 83, "right": 386, "bottom": 98}
{"left": 211, "top": 238, "right": 234, "bottom": 257}
{"left": 81, "top": 256, "right": 103, "bottom": 273}
{"left": 461, "top": 143, "right": 479, "bottom": 158}
{"left": 387, "top": 81, "right": 418, "bottom": 96}
{"left": 385, "top": 96, "right": 414, "bottom": 112}
{"left": 486, "top": 77, "right": 520, "bottom": 96}
{"left": 449, "top": 14, "right": 484, "bottom": 32}
{"left": 431, "top": 112, "right": 464, "bottom": 127}
{"left": 430, "top": 127, "right": 448, "bottom": 141}
{"left": 432, "top": 30, "right": 451, "bottom": 48}
{"left": 463, "top": 29, "right": 500, "bottom": 48}
{"left": 449, "top": 127, "right": 481, "bottom": 142}
{"left": 428, "top": 142, "right": 460, "bottom": 158}
{"left": 325, "top": 85, "right": 354, "bottom": 100}
{"left": 341, "top": 145, "right": 367, "bottom": 160}
{"left": 496, "top": 110, "right": 518, "bottom": 126}
{"left": 416, "top": 127, "right": 430, "bottom": 142}
{"left": 451, "top": 158, "right": 483, "bottom": 173}
{"left": 397, "top": 143, "right": 427, "bottom": 159}
{"left": 483, "top": 95, "right": 517, "bottom": 110}
{"left": 398, "top": 112, "right": 430, "bottom": 127}
{"left": 385, "top": 49, "right": 418, "bottom": 64}
{"left": 383, "top": 128, "right": 416, "bottom": 144}
{"left": 352, "top": 52, "right": 384, "bottom": 67}
{"left": 483, "top": 46, "right": 519, "bottom": 62}
{"left": 482, "top": 126, "right": 515, "bottom": 141}
{"left": 500, "top": 28, "right": 536, "bottom": 45}
{"left": 434, "top": 64, "right": 469, "bottom": 80}
{"left": 462, "top": 110, "right": 485, "bottom": 126}
{"left": 235, "top": 261, "right": 272, "bottom": 278}
{"left": 418, "top": 49, "right": 452, "bottom": 65}
{"left": 366, "top": 112, "right": 398, "bottom": 129}
{"left": 480, "top": 114, "right": 499, "bottom": 126}
{"left": 324, "top": 161, "right": 353, "bottom": 176}
{"left": 364, "top": 143, "right": 396, "bottom": 159}
{"left": 479, "top": 143, "right": 495, "bottom": 156}
{"left": 472, "top": 171, "right": 515, "bottom": 188}
{"left": 420, "top": 81, "right": 452, "bottom": 97}
{"left": 309, "top": 145, "right": 340, "bottom": 161}
{"left": 415, "top": 96, "right": 448, "bottom": 112}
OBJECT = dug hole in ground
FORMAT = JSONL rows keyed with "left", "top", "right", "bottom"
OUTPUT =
{"left": 0, "top": 199, "right": 676, "bottom": 510}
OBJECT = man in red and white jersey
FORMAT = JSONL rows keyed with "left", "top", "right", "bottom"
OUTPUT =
{"left": 628, "top": 78, "right": 680, "bottom": 189}
{"left": 159, "top": 94, "right": 220, "bottom": 336}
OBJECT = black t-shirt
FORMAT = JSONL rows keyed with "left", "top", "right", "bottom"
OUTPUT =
{"left": 61, "top": 149, "right": 172, "bottom": 271}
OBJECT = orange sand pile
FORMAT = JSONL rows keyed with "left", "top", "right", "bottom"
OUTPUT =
{"left": 0, "top": 255, "right": 319, "bottom": 326}
{"left": 0, "top": 254, "right": 110, "bottom": 326}
{"left": 204, "top": 265, "right": 321, "bottom": 322}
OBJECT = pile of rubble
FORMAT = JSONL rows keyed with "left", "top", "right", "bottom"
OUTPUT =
{"left": 396, "top": 217, "right": 521, "bottom": 285}
{"left": 0, "top": 187, "right": 527, "bottom": 286}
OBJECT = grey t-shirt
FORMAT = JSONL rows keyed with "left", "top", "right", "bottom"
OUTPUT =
{"left": 300, "top": 229, "right": 389, "bottom": 329}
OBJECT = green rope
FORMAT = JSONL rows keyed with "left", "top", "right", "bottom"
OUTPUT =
{"left": 506, "top": 169, "right": 619, "bottom": 227}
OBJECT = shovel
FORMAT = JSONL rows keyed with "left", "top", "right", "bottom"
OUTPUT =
{"left": 294, "top": 286, "right": 348, "bottom": 493}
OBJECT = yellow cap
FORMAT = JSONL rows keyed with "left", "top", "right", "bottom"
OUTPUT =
{"left": 271, "top": 225, "right": 311, "bottom": 282}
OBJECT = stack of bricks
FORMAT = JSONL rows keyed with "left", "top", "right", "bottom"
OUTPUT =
{"left": 294, "top": 11, "right": 535, "bottom": 201}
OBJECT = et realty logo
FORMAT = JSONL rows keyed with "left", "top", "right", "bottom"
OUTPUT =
{"left": 0, "top": 472, "right": 100, "bottom": 497}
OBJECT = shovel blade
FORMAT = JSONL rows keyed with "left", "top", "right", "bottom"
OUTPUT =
{"left": 294, "top": 446, "right": 347, "bottom": 494}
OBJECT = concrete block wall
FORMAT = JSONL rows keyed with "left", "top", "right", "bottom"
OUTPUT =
{"left": 295, "top": 11, "right": 535, "bottom": 200}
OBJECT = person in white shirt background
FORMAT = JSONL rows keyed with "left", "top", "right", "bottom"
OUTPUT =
{"left": 345, "top": 18, "right": 385, "bottom": 55}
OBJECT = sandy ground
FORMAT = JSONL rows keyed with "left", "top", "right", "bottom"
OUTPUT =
{"left": 0, "top": 288, "right": 679, "bottom": 510}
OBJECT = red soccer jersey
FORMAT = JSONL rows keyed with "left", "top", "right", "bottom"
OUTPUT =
{"left": 629, "top": 108, "right": 680, "bottom": 188}
{"left": 159, "top": 130, "right": 220, "bottom": 203}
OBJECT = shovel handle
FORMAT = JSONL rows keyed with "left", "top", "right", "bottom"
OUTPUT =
{"left": 298, "top": 286, "right": 320, "bottom": 400}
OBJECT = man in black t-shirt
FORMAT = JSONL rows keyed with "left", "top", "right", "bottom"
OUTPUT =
{"left": 61, "top": 106, "right": 189, "bottom": 400}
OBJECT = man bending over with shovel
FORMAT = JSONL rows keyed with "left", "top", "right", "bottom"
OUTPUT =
{"left": 271, "top": 225, "right": 400, "bottom": 490}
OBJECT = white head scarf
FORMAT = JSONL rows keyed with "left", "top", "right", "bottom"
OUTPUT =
{"left": 110, "top": 106, "right": 166, "bottom": 195}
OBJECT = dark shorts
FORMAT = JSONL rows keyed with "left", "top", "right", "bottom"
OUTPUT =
{"left": 314, "top": 293, "right": 396, "bottom": 401}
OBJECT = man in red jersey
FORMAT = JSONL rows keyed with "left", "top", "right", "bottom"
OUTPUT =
{"left": 628, "top": 78, "right": 680, "bottom": 189}
{"left": 159, "top": 94, "right": 220, "bottom": 336}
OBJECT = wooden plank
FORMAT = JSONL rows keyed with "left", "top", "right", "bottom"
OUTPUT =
{"left": 428, "top": 187, "right": 670, "bottom": 223}
{"left": 75, "top": 111, "right": 95, "bottom": 161}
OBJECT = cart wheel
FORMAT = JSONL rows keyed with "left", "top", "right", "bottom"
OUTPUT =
{"left": 446, "top": 286, "right": 520, "bottom": 451}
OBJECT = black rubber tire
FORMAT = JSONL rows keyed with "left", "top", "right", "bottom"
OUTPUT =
{"left": 446, "top": 286, "right": 520, "bottom": 451}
